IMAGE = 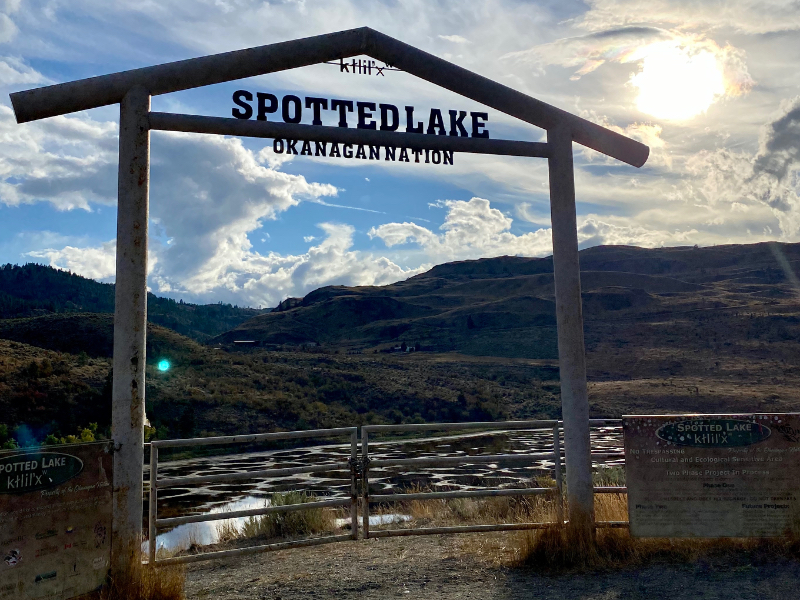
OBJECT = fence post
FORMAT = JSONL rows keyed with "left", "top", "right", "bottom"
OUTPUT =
{"left": 349, "top": 430, "right": 359, "bottom": 540}
{"left": 148, "top": 444, "right": 158, "bottom": 565}
{"left": 361, "top": 428, "right": 370, "bottom": 539}
{"left": 547, "top": 124, "right": 595, "bottom": 537}
{"left": 553, "top": 424, "right": 563, "bottom": 524}
{"left": 111, "top": 85, "right": 151, "bottom": 575}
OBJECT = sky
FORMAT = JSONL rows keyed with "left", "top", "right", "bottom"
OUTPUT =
{"left": 1, "top": 0, "right": 799, "bottom": 308}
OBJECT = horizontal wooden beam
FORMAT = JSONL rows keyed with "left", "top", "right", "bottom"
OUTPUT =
{"left": 9, "top": 29, "right": 368, "bottom": 124}
{"left": 148, "top": 112, "right": 551, "bottom": 158}
{"left": 9, "top": 27, "right": 647, "bottom": 167}
{"left": 365, "top": 30, "right": 648, "bottom": 167}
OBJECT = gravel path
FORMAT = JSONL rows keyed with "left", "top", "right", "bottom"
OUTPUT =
{"left": 185, "top": 534, "right": 800, "bottom": 599}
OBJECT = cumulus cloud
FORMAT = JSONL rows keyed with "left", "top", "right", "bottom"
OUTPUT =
{"left": 577, "top": 217, "right": 698, "bottom": 248}
{"left": 0, "top": 57, "right": 47, "bottom": 86}
{"left": 28, "top": 241, "right": 117, "bottom": 281}
{"left": 36, "top": 224, "right": 420, "bottom": 307}
{"left": 0, "top": 105, "right": 118, "bottom": 210}
{"left": 370, "top": 197, "right": 554, "bottom": 261}
{"left": 674, "top": 97, "right": 800, "bottom": 237}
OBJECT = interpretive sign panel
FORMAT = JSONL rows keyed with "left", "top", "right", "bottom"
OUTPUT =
{"left": 0, "top": 441, "right": 113, "bottom": 599}
{"left": 624, "top": 414, "right": 800, "bottom": 538}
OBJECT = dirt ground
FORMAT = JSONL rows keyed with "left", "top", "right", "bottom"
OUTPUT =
{"left": 185, "top": 533, "right": 800, "bottom": 600}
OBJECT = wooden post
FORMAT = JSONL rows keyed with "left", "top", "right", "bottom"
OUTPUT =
{"left": 547, "top": 124, "right": 595, "bottom": 535}
{"left": 111, "top": 85, "right": 150, "bottom": 574}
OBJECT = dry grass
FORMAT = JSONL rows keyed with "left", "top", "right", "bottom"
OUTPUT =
{"left": 102, "top": 558, "right": 185, "bottom": 600}
{"left": 240, "top": 491, "right": 337, "bottom": 539}
{"left": 373, "top": 484, "right": 800, "bottom": 572}
{"left": 517, "top": 494, "right": 800, "bottom": 572}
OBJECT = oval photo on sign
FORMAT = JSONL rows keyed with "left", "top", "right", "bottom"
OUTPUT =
{"left": 656, "top": 419, "right": 771, "bottom": 448}
{"left": 0, "top": 452, "right": 84, "bottom": 494}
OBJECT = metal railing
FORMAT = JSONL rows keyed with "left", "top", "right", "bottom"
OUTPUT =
{"left": 145, "top": 420, "right": 627, "bottom": 565}
{"left": 360, "top": 419, "right": 625, "bottom": 538}
{"left": 147, "top": 427, "right": 359, "bottom": 566}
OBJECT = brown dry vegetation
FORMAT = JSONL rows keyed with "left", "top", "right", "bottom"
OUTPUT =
{"left": 101, "top": 560, "right": 185, "bottom": 600}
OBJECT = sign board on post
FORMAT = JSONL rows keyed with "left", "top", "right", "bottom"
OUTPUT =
{"left": 0, "top": 441, "right": 113, "bottom": 599}
{"left": 624, "top": 414, "right": 800, "bottom": 538}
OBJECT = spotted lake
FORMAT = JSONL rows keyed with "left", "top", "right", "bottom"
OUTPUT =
{"left": 144, "top": 427, "right": 623, "bottom": 552}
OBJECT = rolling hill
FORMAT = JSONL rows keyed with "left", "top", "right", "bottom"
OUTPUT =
{"left": 213, "top": 242, "right": 799, "bottom": 358}
{"left": 3, "top": 241, "right": 800, "bottom": 446}
{"left": 0, "top": 263, "right": 264, "bottom": 341}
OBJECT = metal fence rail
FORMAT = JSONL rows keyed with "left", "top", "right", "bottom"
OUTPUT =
{"left": 360, "top": 419, "right": 626, "bottom": 539}
{"left": 148, "top": 426, "right": 359, "bottom": 566}
{"left": 145, "top": 420, "right": 627, "bottom": 565}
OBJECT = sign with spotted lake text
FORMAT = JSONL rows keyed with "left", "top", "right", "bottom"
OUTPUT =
{"left": 624, "top": 414, "right": 800, "bottom": 538}
{"left": 0, "top": 441, "right": 112, "bottom": 600}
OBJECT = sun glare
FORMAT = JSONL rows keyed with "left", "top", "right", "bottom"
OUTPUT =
{"left": 631, "top": 42, "right": 725, "bottom": 121}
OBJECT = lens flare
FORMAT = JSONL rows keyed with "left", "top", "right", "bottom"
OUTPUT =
{"left": 157, "top": 359, "right": 170, "bottom": 372}
{"left": 631, "top": 41, "right": 725, "bottom": 120}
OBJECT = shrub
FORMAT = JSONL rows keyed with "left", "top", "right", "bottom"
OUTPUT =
{"left": 240, "top": 491, "right": 335, "bottom": 539}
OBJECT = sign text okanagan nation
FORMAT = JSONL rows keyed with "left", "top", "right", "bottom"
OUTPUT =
{"left": 232, "top": 90, "right": 494, "bottom": 166}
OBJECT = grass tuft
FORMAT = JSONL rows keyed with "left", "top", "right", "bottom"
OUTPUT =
{"left": 102, "top": 559, "right": 185, "bottom": 600}
{"left": 516, "top": 494, "right": 800, "bottom": 572}
{"left": 240, "top": 491, "right": 336, "bottom": 539}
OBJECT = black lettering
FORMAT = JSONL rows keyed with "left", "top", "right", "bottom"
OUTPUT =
{"left": 405, "top": 107, "right": 423, "bottom": 133}
{"left": 471, "top": 112, "right": 489, "bottom": 138}
{"left": 385, "top": 146, "right": 396, "bottom": 161}
{"left": 273, "top": 139, "right": 285, "bottom": 153}
{"left": 411, "top": 148, "right": 423, "bottom": 163}
{"left": 339, "top": 58, "right": 349, "bottom": 73}
{"left": 399, "top": 147, "right": 410, "bottom": 162}
{"left": 286, "top": 139, "right": 299, "bottom": 155}
{"left": 314, "top": 141, "right": 327, "bottom": 157}
{"left": 379, "top": 104, "right": 399, "bottom": 131}
{"left": 305, "top": 97, "right": 328, "bottom": 126}
{"left": 256, "top": 92, "right": 278, "bottom": 121}
{"left": 369, "top": 145, "right": 380, "bottom": 160}
{"left": 355, "top": 144, "right": 367, "bottom": 159}
{"left": 443, "top": 150, "right": 453, "bottom": 165}
{"left": 330, "top": 143, "right": 341, "bottom": 158}
{"left": 432, "top": 150, "right": 442, "bottom": 164}
{"left": 424, "top": 149, "right": 430, "bottom": 163}
{"left": 232, "top": 90, "right": 253, "bottom": 119}
{"left": 357, "top": 102, "right": 377, "bottom": 129}
{"left": 449, "top": 110, "right": 468, "bottom": 136}
{"left": 343, "top": 143, "right": 354, "bottom": 158}
{"left": 282, "top": 95, "right": 302, "bottom": 124}
{"left": 427, "top": 109, "right": 446, "bottom": 135}
{"left": 300, "top": 140, "right": 312, "bottom": 155}
{"left": 331, "top": 99, "right": 354, "bottom": 127}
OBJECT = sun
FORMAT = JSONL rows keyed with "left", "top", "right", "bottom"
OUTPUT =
{"left": 630, "top": 41, "right": 725, "bottom": 121}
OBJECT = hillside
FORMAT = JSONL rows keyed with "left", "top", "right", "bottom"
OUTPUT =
{"left": 214, "top": 242, "right": 799, "bottom": 358}
{"left": 0, "top": 263, "right": 263, "bottom": 341}
{"left": 2, "top": 241, "right": 800, "bottom": 446}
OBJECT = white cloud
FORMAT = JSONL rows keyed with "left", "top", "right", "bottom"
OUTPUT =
{"left": 0, "top": 105, "right": 118, "bottom": 210}
{"left": 0, "top": 14, "right": 17, "bottom": 44}
{"left": 577, "top": 0, "right": 800, "bottom": 35}
{"left": 28, "top": 240, "right": 117, "bottom": 281}
{"left": 438, "top": 34, "right": 470, "bottom": 44}
{"left": 504, "top": 29, "right": 753, "bottom": 120}
{"left": 370, "top": 197, "right": 554, "bottom": 262}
